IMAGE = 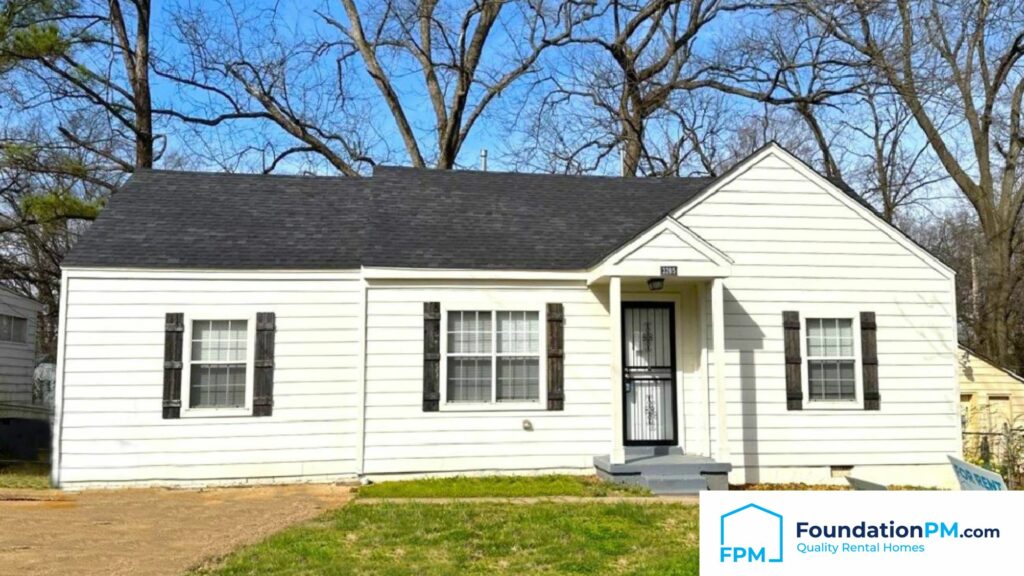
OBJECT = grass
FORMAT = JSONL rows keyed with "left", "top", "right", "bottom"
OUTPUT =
{"left": 194, "top": 501, "right": 699, "bottom": 576}
{"left": 356, "top": 475, "right": 651, "bottom": 499}
{"left": 0, "top": 461, "right": 50, "bottom": 490}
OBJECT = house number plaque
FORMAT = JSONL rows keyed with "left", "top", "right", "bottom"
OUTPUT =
{"left": 660, "top": 266, "right": 678, "bottom": 276}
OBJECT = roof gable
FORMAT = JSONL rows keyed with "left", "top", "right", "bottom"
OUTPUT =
{"left": 588, "top": 217, "right": 732, "bottom": 282}
{"left": 674, "top": 143, "right": 955, "bottom": 280}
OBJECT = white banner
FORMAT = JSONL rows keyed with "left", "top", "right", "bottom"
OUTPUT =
{"left": 700, "top": 491, "right": 1020, "bottom": 575}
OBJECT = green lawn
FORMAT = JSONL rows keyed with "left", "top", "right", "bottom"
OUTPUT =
{"left": 357, "top": 475, "right": 650, "bottom": 499}
{"left": 194, "top": 501, "right": 699, "bottom": 576}
{"left": 0, "top": 462, "right": 50, "bottom": 490}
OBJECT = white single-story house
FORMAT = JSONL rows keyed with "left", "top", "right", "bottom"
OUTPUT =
{"left": 51, "top": 143, "right": 962, "bottom": 491}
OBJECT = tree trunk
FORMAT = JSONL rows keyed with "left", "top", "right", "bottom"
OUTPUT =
{"left": 981, "top": 228, "right": 1014, "bottom": 365}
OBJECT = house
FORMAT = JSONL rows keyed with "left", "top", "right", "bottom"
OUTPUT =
{"left": 50, "top": 143, "right": 961, "bottom": 491}
{"left": 0, "top": 287, "right": 44, "bottom": 421}
{"left": 958, "top": 345, "right": 1023, "bottom": 459}
{"left": 0, "top": 287, "right": 47, "bottom": 460}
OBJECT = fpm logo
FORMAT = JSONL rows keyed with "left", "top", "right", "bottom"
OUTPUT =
{"left": 719, "top": 503, "right": 783, "bottom": 563}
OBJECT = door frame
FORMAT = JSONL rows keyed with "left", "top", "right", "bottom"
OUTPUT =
{"left": 621, "top": 301, "right": 679, "bottom": 446}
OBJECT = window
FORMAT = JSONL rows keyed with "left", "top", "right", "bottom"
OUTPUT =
{"left": 446, "top": 310, "right": 541, "bottom": 404}
{"left": 960, "top": 394, "right": 974, "bottom": 430}
{"left": 806, "top": 318, "right": 856, "bottom": 401}
{"left": 189, "top": 320, "right": 248, "bottom": 409}
{"left": 0, "top": 314, "right": 27, "bottom": 344}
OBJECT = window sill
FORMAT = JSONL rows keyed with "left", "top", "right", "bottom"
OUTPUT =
{"left": 440, "top": 402, "right": 547, "bottom": 412}
{"left": 180, "top": 407, "right": 252, "bottom": 418}
{"left": 803, "top": 401, "right": 862, "bottom": 411}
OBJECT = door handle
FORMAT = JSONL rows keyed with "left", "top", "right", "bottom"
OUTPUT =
{"left": 624, "top": 381, "right": 632, "bottom": 393}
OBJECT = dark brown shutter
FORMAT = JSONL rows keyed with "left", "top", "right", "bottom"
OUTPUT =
{"left": 546, "top": 303, "right": 565, "bottom": 411}
{"left": 860, "top": 311, "right": 880, "bottom": 410}
{"left": 253, "top": 312, "right": 276, "bottom": 416}
{"left": 423, "top": 302, "right": 441, "bottom": 412}
{"left": 162, "top": 313, "right": 184, "bottom": 419}
{"left": 783, "top": 311, "right": 803, "bottom": 410}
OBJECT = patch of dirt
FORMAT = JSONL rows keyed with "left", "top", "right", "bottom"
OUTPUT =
{"left": 0, "top": 483, "right": 352, "bottom": 576}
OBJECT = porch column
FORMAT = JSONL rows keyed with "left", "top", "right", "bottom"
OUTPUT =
{"left": 609, "top": 276, "right": 625, "bottom": 465}
{"left": 711, "top": 277, "right": 730, "bottom": 463}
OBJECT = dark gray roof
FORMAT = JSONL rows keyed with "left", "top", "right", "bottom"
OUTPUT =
{"left": 365, "top": 167, "right": 712, "bottom": 269}
{"left": 64, "top": 167, "right": 714, "bottom": 270}
{"left": 64, "top": 170, "right": 372, "bottom": 269}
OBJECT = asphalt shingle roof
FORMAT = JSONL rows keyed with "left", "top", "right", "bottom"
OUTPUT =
{"left": 64, "top": 171, "right": 371, "bottom": 269}
{"left": 64, "top": 167, "right": 714, "bottom": 270}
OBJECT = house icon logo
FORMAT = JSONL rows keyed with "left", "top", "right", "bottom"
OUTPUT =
{"left": 719, "top": 503, "right": 784, "bottom": 563}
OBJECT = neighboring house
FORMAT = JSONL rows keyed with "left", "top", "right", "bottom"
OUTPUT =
{"left": 958, "top": 345, "right": 1024, "bottom": 435}
{"left": 0, "top": 287, "right": 44, "bottom": 421}
{"left": 50, "top": 143, "right": 961, "bottom": 490}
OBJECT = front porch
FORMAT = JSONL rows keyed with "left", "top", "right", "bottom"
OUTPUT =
{"left": 588, "top": 217, "right": 735, "bottom": 492}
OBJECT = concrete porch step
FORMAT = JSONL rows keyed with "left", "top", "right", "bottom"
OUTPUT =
{"left": 642, "top": 475, "right": 709, "bottom": 494}
{"left": 594, "top": 451, "right": 732, "bottom": 495}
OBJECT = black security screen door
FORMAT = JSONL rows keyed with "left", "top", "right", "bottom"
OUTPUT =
{"left": 622, "top": 302, "right": 678, "bottom": 445}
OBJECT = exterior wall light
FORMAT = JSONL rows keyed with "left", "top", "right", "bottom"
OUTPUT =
{"left": 647, "top": 277, "right": 665, "bottom": 291}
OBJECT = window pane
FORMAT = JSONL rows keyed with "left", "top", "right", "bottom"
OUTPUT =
{"left": 448, "top": 311, "right": 491, "bottom": 354}
{"left": 447, "top": 357, "right": 492, "bottom": 402}
{"left": 189, "top": 364, "right": 246, "bottom": 408}
{"left": 12, "top": 317, "right": 26, "bottom": 343}
{"left": 806, "top": 318, "right": 823, "bottom": 356}
{"left": 808, "top": 359, "right": 856, "bottom": 401}
{"left": 498, "top": 311, "right": 539, "bottom": 354}
{"left": 497, "top": 357, "right": 539, "bottom": 402}
{"left": 837, "top": 318, "right": 854, "bottom": 356}
{"left": 192, "top": 319, "right": 248, "bottom": 361}
{"left": 0, "top": 315, "right": 11, "bottom": 342}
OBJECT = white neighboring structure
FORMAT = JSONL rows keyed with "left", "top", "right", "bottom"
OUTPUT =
{"left": 51, "top": 144, "right": 962, "bottom": 490}
{"left": 0, "top": 287, "right": 44, "bottom": 421}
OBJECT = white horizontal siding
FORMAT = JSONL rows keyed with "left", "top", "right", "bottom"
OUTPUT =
{"left": 362, "top": 284, "right": 611, "bottom": 475}
{"left": 0, "top": 290, "right": 40, "bottom": 413}
{"left": 58, "top": 276, "right": 362, "bottom": 486}
{"left": 680, "top": 151, "right": 959, "bottom": 478}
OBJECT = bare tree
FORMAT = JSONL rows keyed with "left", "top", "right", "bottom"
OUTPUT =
{"left": 163, "top": 0, "right": 588, "bottom": 173}
{"left": 329, "top": 0, "right": 590, "bottom": 169}
{"left": 705, "top": 8, "right": 865, "bottom": 181}
{"left": 2, "top": 0, "right": 156, "bottom": 170}
{"left": 792, "top": 0, "right": 1024, "bottom": 365}
{"left": 530, "top": 0, "right": 748, "bottom": 176}
{"left": 838, "top": 87, "right": 947, "bottom": 222}
{"left": 159, "top": 1, "right": 382, "bottom": 176}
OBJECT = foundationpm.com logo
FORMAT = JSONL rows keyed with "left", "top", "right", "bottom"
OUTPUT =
{"left": 702, "top": 492, "right": 1021, "bottom": 576}
{"left": 719, "top": 503, "right": 784, "bottom": 564}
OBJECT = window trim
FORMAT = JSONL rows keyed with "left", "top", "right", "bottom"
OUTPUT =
{"left": 439, "top": 303, "right": 547, "bottom": 412}
{"left": 180, "top": 312, "right": 257, "bottom": 417}
{"left": 799, "top": 309, "right": 863, "bottom": 410}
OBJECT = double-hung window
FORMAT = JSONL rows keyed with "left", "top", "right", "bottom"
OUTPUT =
{"left": 189, "top": 319, "right": 249, "bottom": 409}
{"left": 0, "top": 314, "right": 27, "bottom": 344}
{"left": 805, "top": 318, "right": 857, "bottom": 402}
{"left": 446, "top": 310, "right": 541, "bottom": 404}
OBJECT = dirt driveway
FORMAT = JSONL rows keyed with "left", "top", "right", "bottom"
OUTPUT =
{"left": 0, "top": 483, "right": 352, "bottom": 576}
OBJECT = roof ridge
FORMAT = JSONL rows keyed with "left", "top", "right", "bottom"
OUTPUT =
{"left": 135, "top": 168, "right": 358, "bottom": 181}
{"left": 372, "top": 164, "right": 715, "bottom": 182}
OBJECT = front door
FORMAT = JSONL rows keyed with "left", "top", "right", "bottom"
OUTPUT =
{"left": 622, "top": 302, "right": 678, "bottom": 445}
